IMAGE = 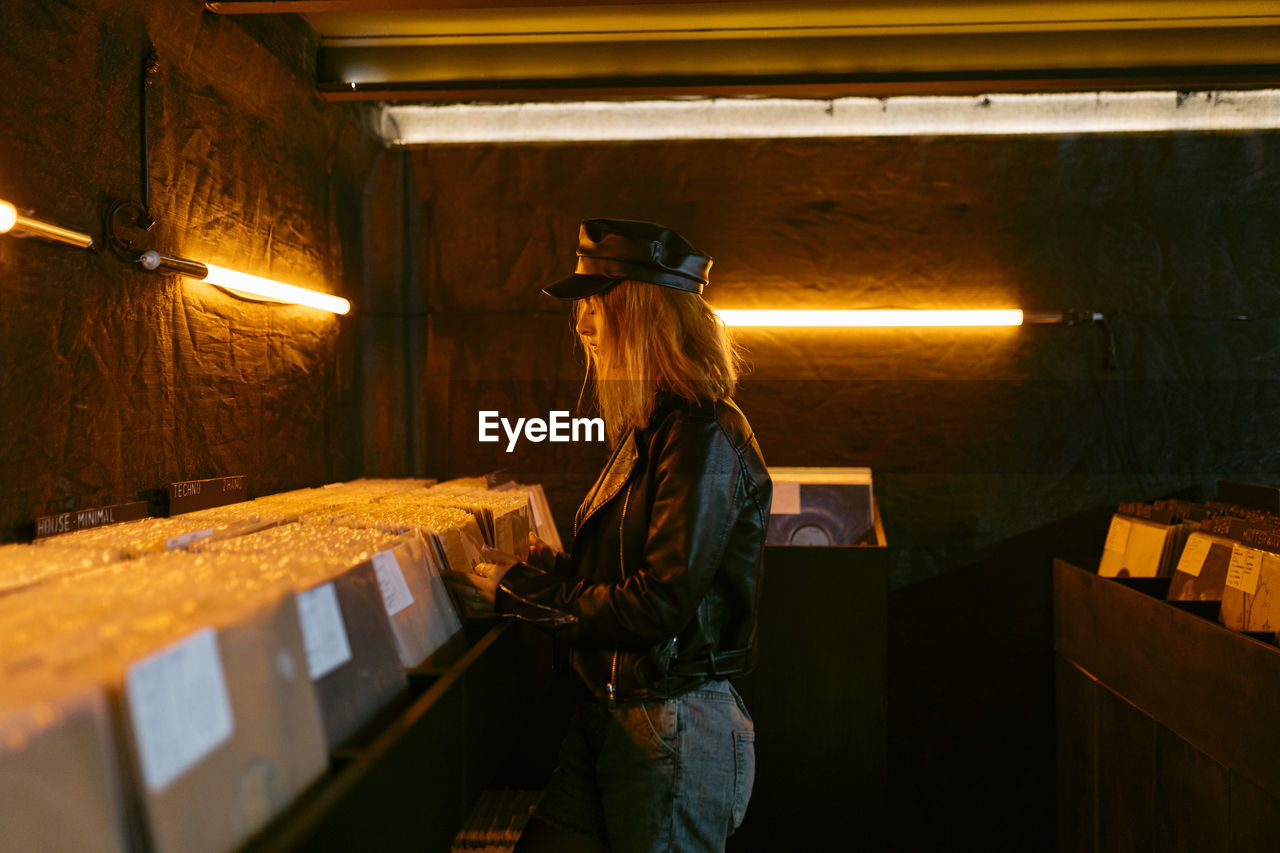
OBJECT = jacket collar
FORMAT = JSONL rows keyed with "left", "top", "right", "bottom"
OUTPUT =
{"left": 574, "top": 428, "right": 638, "bottom": 534}
{"left": 572, "top": 393, "right": 693, "bottom": 533}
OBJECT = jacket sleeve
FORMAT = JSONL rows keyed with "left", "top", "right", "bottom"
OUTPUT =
{"left": 496, "top": 415, "right": 740, "bottom": 647}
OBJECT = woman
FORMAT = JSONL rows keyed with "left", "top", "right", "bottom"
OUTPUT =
{"left": 464, "top": 219, "right": 771, "bottom": 853}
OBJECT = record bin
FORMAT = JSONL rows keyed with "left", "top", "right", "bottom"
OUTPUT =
{"left": 730, "top": 501, "right": 889, "bottom": 851}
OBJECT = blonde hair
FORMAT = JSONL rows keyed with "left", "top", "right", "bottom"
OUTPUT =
{"left": 576, "top": 280, "right": 743, "bottom": 445}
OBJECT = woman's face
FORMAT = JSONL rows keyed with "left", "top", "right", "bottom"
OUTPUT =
{"left": 575, "top": 297, "right": 606, "bottom": 371}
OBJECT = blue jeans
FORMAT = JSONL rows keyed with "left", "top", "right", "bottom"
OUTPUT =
{"left": 534, "top": 680, "right": 756, "bottom": 853}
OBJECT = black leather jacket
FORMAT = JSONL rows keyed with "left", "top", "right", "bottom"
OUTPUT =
{"left": 496, "top": 393, "right": 771, "bottom": 703}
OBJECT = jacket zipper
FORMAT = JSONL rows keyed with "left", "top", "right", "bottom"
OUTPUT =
{"left": 607, "top": 482, "right": 632, "bottom": 710}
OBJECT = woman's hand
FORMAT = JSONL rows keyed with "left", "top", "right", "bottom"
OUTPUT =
{"left": 527, "top": 532, "right": 559, "bottom": 572}
{"left": 443, "top": 545, "right": 521, "bottom": 610}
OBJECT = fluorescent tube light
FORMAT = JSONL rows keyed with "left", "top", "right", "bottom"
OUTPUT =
{"left": 382, "top": 90, "right": 1280, "bottom": 145}
{"left": 139, "top": 251, "right": 350, "bottom": 315}
{"left": 0, "top": 197, "right": 95, "bottom": 249}
{"left": 714, "top": 309, "right": 1025, "bottom": 327}
{"left": 200, "top": 264, "right": 351, "bottom": 315}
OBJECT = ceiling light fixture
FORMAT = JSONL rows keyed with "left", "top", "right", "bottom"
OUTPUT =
{"left": 0, "top": 197, "right": 94, "bottom": 250}
{"left": 381, "top": 90, "right": 1280, "bottom": 145}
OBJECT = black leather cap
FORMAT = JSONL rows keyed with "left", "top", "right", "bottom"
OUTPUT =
{"left": 543, "top": 218, "right": 713, "bottom": 299}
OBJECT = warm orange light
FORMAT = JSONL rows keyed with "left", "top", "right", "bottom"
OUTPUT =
{"left": 0, "top": 197, "right": 93, "bottom": 248}
{"left": 200, "top": 264, "right": 351, "bottom": 315}
{"left": 140, "top": 250, "right": 351, "bottom": 315}
{"left": 714, "top": 309, "right": 1024, "bottom": 327}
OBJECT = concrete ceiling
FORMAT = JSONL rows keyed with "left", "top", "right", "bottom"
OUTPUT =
{"left": 204, "top": 1, "right": 1280, "bottom": 101}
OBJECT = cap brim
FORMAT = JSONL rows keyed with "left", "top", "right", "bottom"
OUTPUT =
{"left": 541, "top": 273, "right": 623, "bottom": 300}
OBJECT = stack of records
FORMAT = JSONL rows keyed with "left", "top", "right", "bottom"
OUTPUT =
{"left": 198, "top": 523, "right": 414, "bottom": 746}
{"left": 180, "top": 478, "right": 435, "bottom": 528}
{"left": 0, "top": 544, "right": 123, "bottom": 596}
{"left": 1100, "top": 494, "right": 1280, "bottom": 643}
{"left": 420, "top": 483, "right": 532, "bottom": 559}
{"left": 0, "top": 550, "right": 328, "bottom": 853}
{"left": 1166, "top": 528, "right": 1236, "bottom": 602}
{"left": 1097, "top": 502, "right": 1197, "bottom": 579}
{"left": 339, "top": 500, "right": 482, "bottom": 567}
{"left": 30, "top": 514, "right": 283, "bottom": 558}
{"left": 0, "top": 667, "right": 129, "bottom": 851}
{"left": 492, "top": 482, "right": 562, "bottom": 553}
{"left": 0, "top": 474, "right": 558, "bottom": 849}
{"left": 1209, "top": 518, "right": 1280, "bottom": 641}
{"left": 203, "top": 518, "right": 462, "bottom": 669}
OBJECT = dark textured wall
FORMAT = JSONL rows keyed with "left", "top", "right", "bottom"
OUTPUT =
{"left": 0, "top": 0, "right": 380, "bottom": 540}
{"left": 408, "top": 133, "right": 1280, "bottom": 587}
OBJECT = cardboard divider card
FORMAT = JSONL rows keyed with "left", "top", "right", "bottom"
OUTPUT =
{"left": 295, "top": 584, "right": 353, "bottom": 680}
{"left": 168, "top": 476, "right": 248, "bottom": 516}
{"left": 771, "top": 481, "right": 801, "bottom": 515}
{"left": 124, "top": 627, "right": 235, "bottom": 793}
{"left": 372, "top": 550, "right": 415, "bottom": 615}
{"left": 1104, "top": 516, "right": 1132, "bottom": 553}
{"left": 1175, "top": 536, "right": 1213, "bottom": 578}
{"left": 1227, "top": 544, "right": 1263, "bottom": 596}
{"left": 165, "top": 529, "right": 213, "bottom": 551}
{"left": 34, "top": 500, "right": 149, "bottom": 538}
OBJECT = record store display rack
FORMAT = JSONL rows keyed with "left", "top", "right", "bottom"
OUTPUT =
{"left": 1093, "top": 493, "right": 1280, "bottom": 639}
{"left": 0, "top": 478, "right": 559, "bottom": 853}
{"left": 1057, "top": 487, "right": 1280, "bottom": 850}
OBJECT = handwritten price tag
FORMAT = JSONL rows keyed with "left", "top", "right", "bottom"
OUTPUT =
{"left": 1226, "top": 545, "right": 1263, "bottom": 597}
{"left": 1174, "top": 536, "right": 1213, "bottom": 578}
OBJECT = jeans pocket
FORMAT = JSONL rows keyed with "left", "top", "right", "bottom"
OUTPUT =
{"left": 731, "top": 729, "right": 755, "bottom": 831}
{"left": 631, "top": 699, "right": 679, "bottom": 758}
